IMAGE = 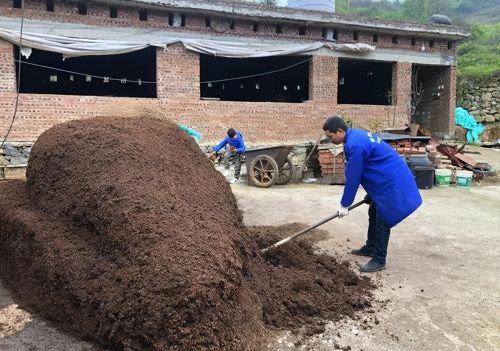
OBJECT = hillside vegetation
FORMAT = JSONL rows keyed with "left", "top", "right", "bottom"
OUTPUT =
{"left": 458, "top": 23, "right": 500, "bottom": 78}
{"left": 335, "top": 0, "right": 499, "bottom": 24}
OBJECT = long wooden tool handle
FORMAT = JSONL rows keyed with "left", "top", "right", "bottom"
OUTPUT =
{"left": 261, "top": 199, "right": 368, "bottom": 253}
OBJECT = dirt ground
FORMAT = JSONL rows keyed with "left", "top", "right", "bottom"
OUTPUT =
{"left": 1, "top": 146, "right": 499, "bottom": 350}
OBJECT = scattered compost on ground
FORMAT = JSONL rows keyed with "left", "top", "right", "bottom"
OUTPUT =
{"left": 0, "top": 115, "right": 374, "bottom": 350}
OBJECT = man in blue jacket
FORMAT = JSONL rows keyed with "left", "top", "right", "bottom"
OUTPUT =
{"left": 323, "top": 116, "right": 422, "bottom": 272}
{"left": 213, "top": 128, "right": 246, "bottom": 184}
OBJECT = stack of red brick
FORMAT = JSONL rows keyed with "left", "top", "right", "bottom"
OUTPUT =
{"left": 387, "top": 139, "right": 427, "bottom": 155}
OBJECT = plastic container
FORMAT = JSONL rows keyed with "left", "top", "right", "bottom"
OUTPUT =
{"left": 435, "top": 168, "right": 452, "bottom": 186}
{"left": 456, "top": 170, "right": 473, "bottom": 188}
{"left": 406, "top": 155, "right": 432, "bottom": 168}
{"left": 414, "top": 166, "right": 434, "bottom": 189}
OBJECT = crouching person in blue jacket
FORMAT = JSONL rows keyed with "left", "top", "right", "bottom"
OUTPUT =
{"left": 212, "top": 128, "right": 246, "bottom": 184}
{"left": 323, "top": 116, "right": 422, "bottom": 272}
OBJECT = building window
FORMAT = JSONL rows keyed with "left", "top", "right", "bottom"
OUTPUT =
{"left": 230, "top": 19, "right": 235, "bottom": 30}
{"left": 411, "top": 37, "right": 416, "bottom": 46}
{"left": 373, "top": 33, "right": 378, "bottom": 43}
{"left": 205, "top": 17, "right": 211, "bottom": 27}
{"left": 276, "top": 24, "right": 283, "bottom": 34}
{"left": 13, "top": 0, "right": 22, "bottom": 9}
{"left": 253, "top": 22, "right": 259, "bottom": 32}
{"left": 429, "top": 40, "right": 435, "bottom": 48}
{"left": 110, "top": 7, "right": 118, "bottom": 18}
{"left": 46, "top": 0, "right": 54, "bottom": 12}
{"left": 299, "top": 26, "right": 306, "bottom": 35}
{"left": 14, "top": 46, "right": 157, "bottom": 98}
{"left": 322, "top": 28, "right": 327, "bottom": 38}
{"left": 338, "top": 58, "right": 393, "bottom": 105}
{"left": 448, "top": 41, "right": 454, "bottom": 50}
{"left": 77, "top": 2, "right": 87, "bottom": 15}
{"left": 139, "top": 10, "right": 147, "bottom": 21}
{"left": 333, "top": 29, "right": 338, "bottom": 40}
{"left": 200, "top": 55, "right": 310, "bottom": 103}
{"left": 353, "top": 31, "right": 359, "bottom": 41}
{"left": 392, "top": 36, "right": 398, "bottom": 44}
{"left": 181, "top": 14, "right": 186, "bottom": 27}
{"left": 168, "top": 13, "right": 174, "bottom": 26}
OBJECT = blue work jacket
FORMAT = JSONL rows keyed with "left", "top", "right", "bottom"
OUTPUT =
{"left": 340, "top": 128, "right": 422, "bottom": 227}
{"left": 213, "top": 132, "right": 246, "bottom": 154}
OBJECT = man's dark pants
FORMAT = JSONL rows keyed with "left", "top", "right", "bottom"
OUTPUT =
{"left": 366, "top": 203, "right": 391, "bottom": 264}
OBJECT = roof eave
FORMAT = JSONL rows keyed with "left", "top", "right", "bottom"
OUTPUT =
{"left": 94, "top": 0, "right": 470, "bottom": 40}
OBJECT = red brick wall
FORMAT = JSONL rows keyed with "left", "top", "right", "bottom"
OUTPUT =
{"left": 0, "top": 0, "right": 458, "bottom": 143}
{"left": 0, "top": 41, "right": 423, "bottom": 143}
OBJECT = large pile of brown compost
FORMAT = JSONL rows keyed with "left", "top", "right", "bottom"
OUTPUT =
{"left": 0, "top": 116, "right": 373, "bottom": 350}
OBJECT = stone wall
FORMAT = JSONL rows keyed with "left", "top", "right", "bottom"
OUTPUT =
{"left": 457, "top": 75, "right": 500, "bottom": 141}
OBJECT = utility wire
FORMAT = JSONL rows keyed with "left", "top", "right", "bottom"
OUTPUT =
{"left": 13, "top": 60, "right": 157, "bottom": 84}
{"left": 1, "top": 0, "right": 25, "bottom": 148}
{"left": 13, "top": 56, "right": 312, "bottom": 86}
{"left": 200, "top": 57, "right": 312, "bottom": 84}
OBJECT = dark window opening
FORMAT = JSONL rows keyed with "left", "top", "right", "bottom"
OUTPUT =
{"left": 230, "top": 19, "right": 235, "bottom": 30}
{"left": 373, "top": 33, "right": 378, "bottom": 43}
{"left": 392, "top": 35, "right": 398, "bottom": 44}
{"left": 205, "top": 17, "right": 211, "bottom": 27}
{"left": 46, "top": 0, "right": 54, "bottom": 12}
{"left": 411, "top": 37, "right": 416, "bottom": 46}
{"left": 276, "top": 24, "right": 283, "bottom": 34}
{"left": 168, "top": 13, "right": 174, "bottom": 26}
{"left": 333, "top": 29, "right": 338, "bottom": 40}
{"left": 200, "top": 54, "right": 310, "bottom": 103}
{"left": 139, "top": 10, "right": 147, "bottom": 21}
{"left": 338, "top": 58, "right": 393, "bottom": 105}
{"left": 77, "top": 2, "right": 87, "bottom": 15}
{"left": 447, "top": 41, "right": 454, "bottom": 50}
{"left": 429, "top": 40, "right": 435, "bottom": 48}
{"left": 299, "top": 26, "right": 306, "bottom": 35}
{"left": 253, "top": 22, "right": 259, "bottom": 32}
{"left": 322, "top": 28, "right": 327, "bottom": 38}
{"left": 181, "top": 14, "right": 186, "bottom": 26}
{"left": 13, "top": 0, "right": 22, "bottom": 9}
{"left": 14, "top": 46, "right": 157, "bottom": 98}
{"left": 110, "top": 7, "right": 117, "bottom": 18}
{"left": 353, "top": 31, "right": 359, "bottom": 41}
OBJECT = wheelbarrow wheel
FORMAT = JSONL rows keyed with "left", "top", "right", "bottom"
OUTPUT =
{"left": 249, "top": 155, "right": 278, "bottom": 188}
{"left": 275, "top": 157, "right": 295, "bottom": 185}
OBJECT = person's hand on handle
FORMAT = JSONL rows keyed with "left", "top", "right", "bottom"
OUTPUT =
{"left": 337, "top": 203, "right": 349, "bottom": 217}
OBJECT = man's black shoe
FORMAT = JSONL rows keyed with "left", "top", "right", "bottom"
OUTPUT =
{"left": 360, "top": 258, "right": 386, "bottom": 273}
{"left": 350, "top": 246, "right": 374, "bottom": 257}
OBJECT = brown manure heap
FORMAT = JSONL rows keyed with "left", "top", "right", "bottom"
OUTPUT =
{"left": 0, "top": 116, "right": 373, "bottom": 350}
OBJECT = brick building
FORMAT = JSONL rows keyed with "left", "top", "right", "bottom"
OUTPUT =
{"left": 0, "top": 0, "right": 469, "bottom": 144}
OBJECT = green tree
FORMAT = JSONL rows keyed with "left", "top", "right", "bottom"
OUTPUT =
{"left": 459, "top": 23, "right": 500, "bottom": 78}
{"left": 402, "top": 0, "right": 460, "bottom": 21}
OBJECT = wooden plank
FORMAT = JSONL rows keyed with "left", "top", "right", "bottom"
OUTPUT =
{"left": 454, "top": 153, "right": 477, "bottom": 167}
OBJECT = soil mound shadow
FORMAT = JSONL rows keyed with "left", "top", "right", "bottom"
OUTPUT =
{"left": 0, "top": 116, "right": 373, "bottom": 350}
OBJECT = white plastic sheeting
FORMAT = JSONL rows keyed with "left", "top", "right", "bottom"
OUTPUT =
{"left": 0, "top": 25, "right": 375, "bottom": 58}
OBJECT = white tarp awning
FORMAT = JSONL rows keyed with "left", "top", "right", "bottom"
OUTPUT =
{"left": 0, "top": 19, "right": 375, "bottom": 58}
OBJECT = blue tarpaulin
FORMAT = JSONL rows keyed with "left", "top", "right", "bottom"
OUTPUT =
{"left": 455, "top": 107, "right": 484, "bottom": 144}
